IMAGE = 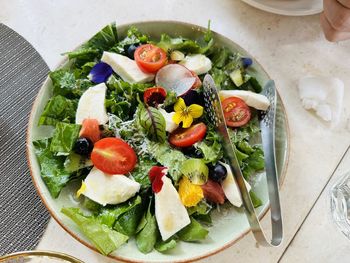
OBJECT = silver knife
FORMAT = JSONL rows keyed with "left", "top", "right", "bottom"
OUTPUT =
{"left": 202, "top": 74, "right": 283, "bottom": 246}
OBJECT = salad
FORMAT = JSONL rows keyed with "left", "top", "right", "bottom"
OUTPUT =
{"left": 33, "top": 22, "right": 270, "bottom": 256}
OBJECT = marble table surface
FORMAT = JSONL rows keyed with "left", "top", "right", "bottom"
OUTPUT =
{"left": 1, "top": 0, "right": 350, "bottom": 262}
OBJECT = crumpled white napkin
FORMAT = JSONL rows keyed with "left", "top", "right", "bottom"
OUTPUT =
{"left": 298, "top": 75, "right": 344, "bottom": 127}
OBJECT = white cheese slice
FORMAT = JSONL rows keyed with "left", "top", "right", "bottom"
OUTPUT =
{"left": 219, "top": 90, "right": 270, "bottom": 111}
{"left": 220, "top": 162, "right": 251, "bottom": 207}
{"left": 179, "top": 54, "right": 212, "bottom": 75}
{"left": 298, "top": 76, "right": 344, "bottom": 126}
{"left": 158, "top": 109, "right": 179, "bottom": 133}
{"left": 101, "top": 51, "right": 154, "bottom": 83}
{"left": 79, "top": 167, "right": 140, "bottom": 206}
{"left": 75, "top": 83, "right": 109, "bottom": 125}
{"left": 155, "top": 176, "right": 191, "bottom": 241}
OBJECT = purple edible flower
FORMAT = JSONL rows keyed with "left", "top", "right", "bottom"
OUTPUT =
{"left": 241, "top": 57, "right": 253, "bottom": 68}
{"left": 88, "top": 62, "right": 113, "bottom": 83}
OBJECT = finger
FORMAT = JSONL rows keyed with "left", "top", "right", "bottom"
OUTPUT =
{"left": 320, "top": 12, "right": 350, "bottom": 41}
{"left": 324, "top": 0, "right": 350, "bottom": 32}
{"left": 337, "top": 0, "right": 350, "bottom": 9}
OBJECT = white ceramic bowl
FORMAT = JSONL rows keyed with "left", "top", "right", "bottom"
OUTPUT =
{"left": 27, "top": 21, "right": 289, "bottom": 263}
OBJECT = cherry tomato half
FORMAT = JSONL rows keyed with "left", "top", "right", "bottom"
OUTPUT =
{"left": 91, "top": 137, "right": 137, "bottom": 175}
{"left": 169, "top": 122, "right": 207, "bottom": 148}
{"left": 143, "top": 87, "right": 167, "bottom": 107}
{"left": 134, "top": 44, "right": 167, "bottom": 73}
{"left": 221, "top": 97, "right": 251, "bottom": 127}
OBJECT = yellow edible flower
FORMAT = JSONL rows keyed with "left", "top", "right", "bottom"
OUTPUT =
{"left": 178, "top": 176, "right": 204, "bottom": 207}
{"left": 172, "top": 98, "right": 203, "bottom": 128}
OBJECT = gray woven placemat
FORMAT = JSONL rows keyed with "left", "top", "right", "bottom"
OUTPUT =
{"left": 0, "top": 23, "right": 50, "bottom": 255}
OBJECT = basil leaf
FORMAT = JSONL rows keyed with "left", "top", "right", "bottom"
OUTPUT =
{"left": 50, "top": 122, "right": 81, "bottom": 155}
{"left": 177, "top": 217, "right": 208, "bottom": 242}
{"left": 33, "top": 139, "right": 71, "bottom": 198}
{"left": 61, "top": 207, "right": 128, "bottom": 255}
{"left": 137, "top": 105, "right": 166, "bottom": 143}
{"left": 39, "top": 95, "right": 77, "bottom": 126}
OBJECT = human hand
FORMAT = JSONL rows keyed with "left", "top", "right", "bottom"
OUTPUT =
{"left": 321, "top": 0, "right": 350, "bottom": 41}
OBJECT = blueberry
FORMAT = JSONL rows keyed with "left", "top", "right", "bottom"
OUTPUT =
{"left": 241, "top": 57, "right": 253, "bottom": 68}
{"left": 209, "top": 163, "right": 227, "bottom": 182}
{"left": 125, "top": 43, "right": 140, "bottom": 59}
{"left": 73, "top": 137, "right": 93, "bottom": 156}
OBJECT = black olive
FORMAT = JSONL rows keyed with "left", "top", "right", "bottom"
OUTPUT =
{"left": 209, "top": 163, "right": 227, "bottom": 182}
{"left": 73, "top": 137, "right": 93, "bottom": 156}
{"left": 125, "top": 43, "right": 140, "bottom": 59}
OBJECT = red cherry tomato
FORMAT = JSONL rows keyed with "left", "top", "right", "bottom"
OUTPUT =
{"left": 91, "top": 138, "right": 137, "bottom": 175}
{"left": 79, "top": 119, "right": 100, "bottom": 143}
{"left": 169, "top": 122, "right": 207, "bottom": 148}
{"left": 143, "top": 87, "right": 167, "bottom": 107}
{"left": 134, "top": 44, "right": 167, "bottom": 73}
{"left": 221, "top": 97, "right": 251, "bottom": 127}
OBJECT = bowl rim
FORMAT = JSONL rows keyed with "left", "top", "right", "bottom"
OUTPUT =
{"left": 0, "top": 250, "right": 83, "bottom": 263}
{"left": 26, "top": 19, "right": 290, "bottom": 263}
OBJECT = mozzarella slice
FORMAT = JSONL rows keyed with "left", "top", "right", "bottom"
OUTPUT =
{"left": 79, "top": 167, "right": 140, "bottom": 206}
{"left": 298, "top": 76, "right": 344, "bottom": 126}
{"left": 220, "top": 162, "right": 251, "bottom": 207}
{"left": 75, "top": 83, "right": 108, "bottom": 124}
{"left": 158, "top": 109, "right": 179, "bottom": 133}
{"left": 155, "top": 176, "right": 191, "bottom": 241}
{"left": 179, "top": 54, "right": 212, "bottom": 75}
{"left": 219, "top": 90, "right": 270, "bottom": 111}
{"left": 101, "top": 51, "right": 154, "bottom": 83}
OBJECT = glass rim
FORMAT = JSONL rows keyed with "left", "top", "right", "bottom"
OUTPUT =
{"left": 0, "top": 250, "right": 84, "bottom": 263}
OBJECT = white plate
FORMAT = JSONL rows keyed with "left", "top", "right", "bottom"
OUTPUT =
{"left": 242, "top": 0, "right": 323, "bottom": 16}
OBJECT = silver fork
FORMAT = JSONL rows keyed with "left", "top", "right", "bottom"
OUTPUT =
{"left": 203, "top": 74, "right": 283, "bottom": 247}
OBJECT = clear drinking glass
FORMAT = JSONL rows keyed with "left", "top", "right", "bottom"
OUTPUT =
{"left": 330, "top": 170, "right": 350, "bottom": 239}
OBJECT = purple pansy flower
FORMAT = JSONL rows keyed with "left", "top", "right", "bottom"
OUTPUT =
{"left": 88, "top": 62, "right": 113, "bottom": 83}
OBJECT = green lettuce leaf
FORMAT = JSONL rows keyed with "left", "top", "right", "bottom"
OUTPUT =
{"left": 155, "top": 238, "right": 177, "bottom": 253}
{"left": 147, "top": 141, "right": 187, "bottom": 182}
{"left": 110, "top": 26, "right": 149, "bottom": 54}
{"left": 136, "top": 202, "right": 159, "bottom": 254}
{"left": 49, "top": 69, "right": 92, "bottom": 98}
{"left": 113, "top": 199, "right": 144, "bottom": 236}
{"left": 38, "top": 95, "right": 77, "bottom": 126}
{"left": 50, "top": 122, "right": 81, "bottom": 155}
{"left": 250, "top": 190, "right": 263, "bottom": 208}
{"left": 105, "top": 76, "right": 151, "bottom": 121}
{"left": 97, "top": 196, "right": 142, "bottom": 228}
{"left": 194, "top": 126, "right": 223, "bottom": 164}
{"left": 177, "top": 217, "right": 208, "bottom": 242}
{"left": 136, "top": 104, "right": 166, "bottom": 143}
{"left": 131, "top": 158, "right": 156, "bottom": 188}
{"left": 33, "top": 139, "right": 71, "bottom": 198}
{"left": 61, "top": 207, "right": 128, "bottom": 255}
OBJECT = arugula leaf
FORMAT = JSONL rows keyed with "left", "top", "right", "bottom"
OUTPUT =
{"left": 136, "top": 202, "right": 159, "bottom": 254}
{"left": 136, "top": 104, "right": 166, "bottom": 143}
{"left": 155, "top": 238, "right": 177, "bottom": 253}
{"left": 33, "top": 139, "right": 71, "bottom": 198}
{"left": 147, "top": 141, "right": 187, "bottom": 182}
{"left": 177, "top": 217, "right": 208, "bottom": 242}
{"left": 211, "top": 47, "right": 231, "bottom": 68}
{"left": 86, "top": 22, "right": 119, "bottom": 51}
{"left": 194, "top": 126, "right": 223, "bottom": 164}
{"left": 50, "top": 122, "right": 81, "bottom": 155}
{"left": 38, "top": 95, "right": 77, "bottom": 126}
{"left": 97, "top": 196, "right": 142, "bottom": 228}
{"left": 61, "top": 207, "right": 128, "bottom": 255}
